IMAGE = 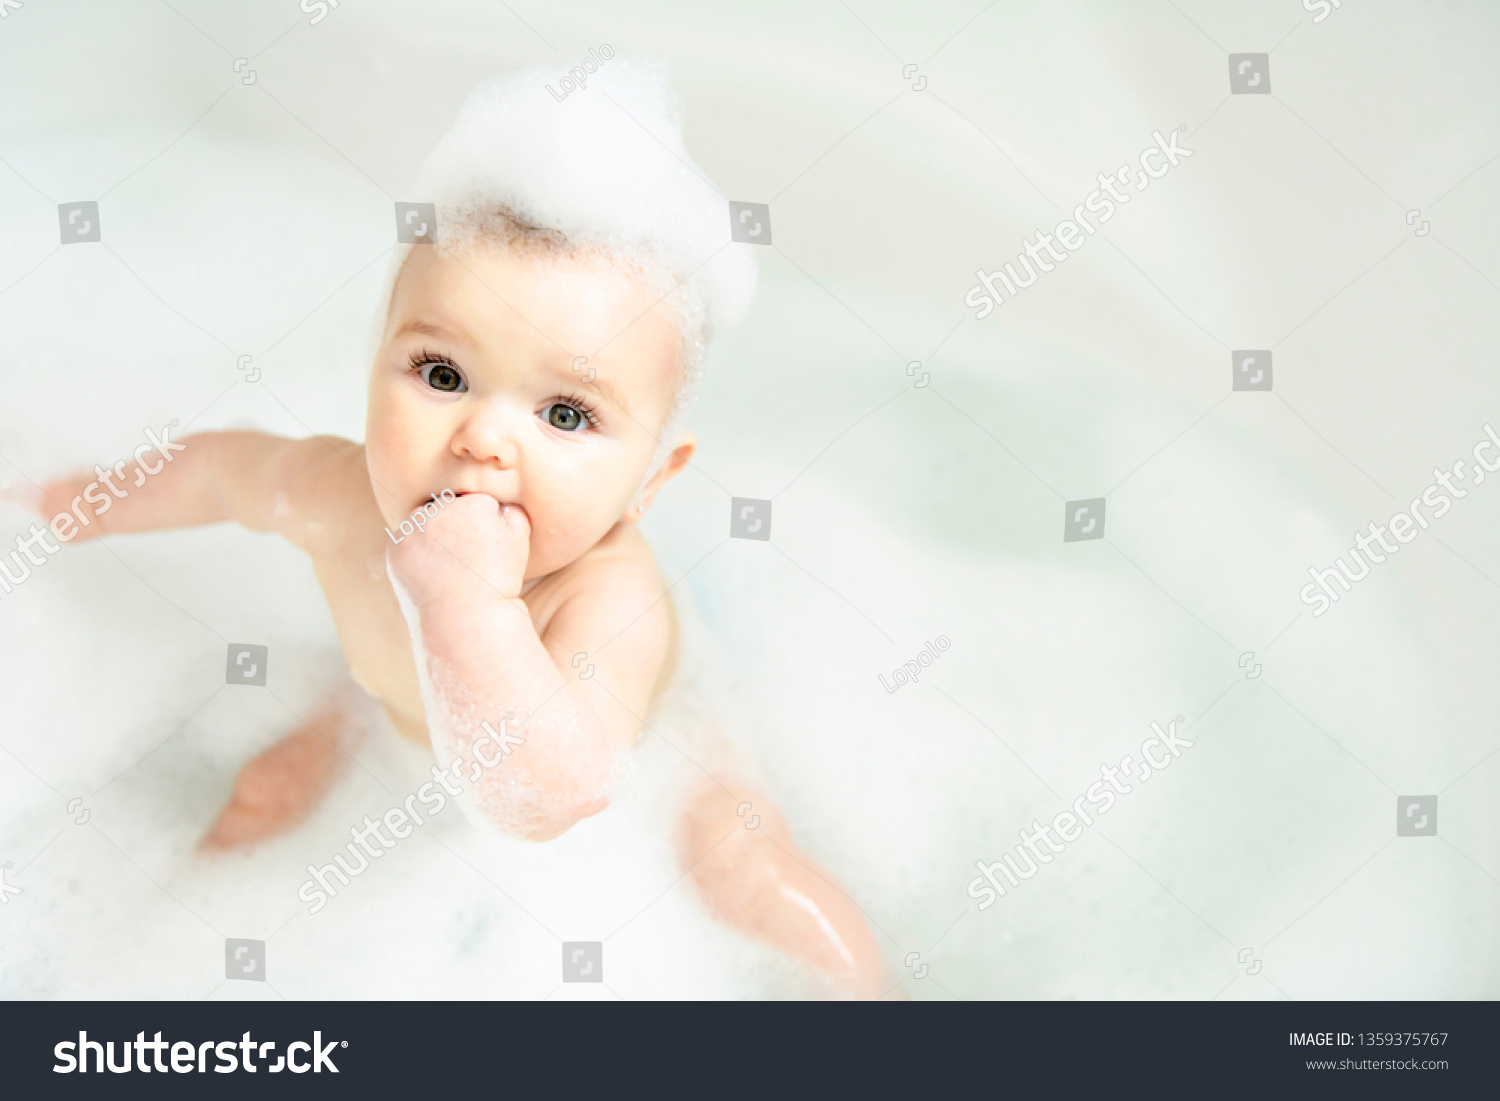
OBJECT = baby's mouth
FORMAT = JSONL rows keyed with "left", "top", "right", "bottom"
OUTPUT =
{"left": 448, "top": 491, "right": 528, "bottom": 520}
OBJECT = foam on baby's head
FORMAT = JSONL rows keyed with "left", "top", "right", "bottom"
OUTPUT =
{"left": 383, "top": 58, "right": 757, "bottom": 449}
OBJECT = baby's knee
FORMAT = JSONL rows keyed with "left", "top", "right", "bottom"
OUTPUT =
{"left": 523, "top": 797, "right": 610, "bottom": 841}
{"left": 482, "top": 785, "right": 611, "bottom": 842}
{"left": 679, "top": 784, "right": 783, "bottom": 853}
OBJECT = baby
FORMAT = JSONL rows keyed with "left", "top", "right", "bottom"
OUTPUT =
{"left": 28, "top": 61, "right": 883, "bottom": 998}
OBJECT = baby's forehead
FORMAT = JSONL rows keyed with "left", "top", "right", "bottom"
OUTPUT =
{"left": 391, "top": 241, "right": 684, "bottom": 397}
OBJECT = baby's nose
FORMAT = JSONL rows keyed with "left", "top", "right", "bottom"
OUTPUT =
{"left": 490, "top": 437, "right": 520, "bottom": 468}
{"left": 455, "top": 414, "right": 522, "bottom": 469}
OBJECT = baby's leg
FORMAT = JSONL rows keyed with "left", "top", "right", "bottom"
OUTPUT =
{"left": 680, "top": 782, "right": 885, "bottom": 999}
{"left": 200, "top": 689, "right": 358, "bottom": 850}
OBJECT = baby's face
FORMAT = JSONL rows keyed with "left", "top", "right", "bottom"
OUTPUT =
{"left": 366, "top": 240, "right": 685, "bottom": 581}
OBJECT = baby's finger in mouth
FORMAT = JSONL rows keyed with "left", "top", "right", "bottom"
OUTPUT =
{"left": 386, "top": 492, "right": 531, "bottom": 603}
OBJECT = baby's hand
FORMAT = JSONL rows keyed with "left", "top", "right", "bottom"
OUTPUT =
{"left": 2, "top": 472, "right": 101, "bottom": 541}
{"left": 385, "top": 493, "right": 531, "bottom": 607}
{"left": 0, "top": 478, "right": 45, "bottom": 516}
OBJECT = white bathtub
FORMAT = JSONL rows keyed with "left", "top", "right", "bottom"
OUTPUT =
{"left": 1, "top": 0, "right": 1497, "bottom": 999}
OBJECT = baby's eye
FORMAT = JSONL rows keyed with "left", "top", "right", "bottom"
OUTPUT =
{"left": 544, "top": 402, "right": 585, "bottom": 431}
{"left": 421, "top": 362, "right": 466, "bottom": 393}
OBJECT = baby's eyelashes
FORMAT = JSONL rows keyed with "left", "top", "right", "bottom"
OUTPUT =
{"left": 409, "top": 349, "right": 467, "bottom": 392}
{"left": 401, "top": 348, "right": 600, "bottom": 433}
{"left": 543, "top": 401, "right": 597, "bottom": 431}
{"left": 541, "top": 391, "right": 600, "bottom": 431}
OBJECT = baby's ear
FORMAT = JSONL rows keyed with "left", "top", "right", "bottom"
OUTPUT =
{"left": 624, "top": 434, "right": 696, "bottom": 521}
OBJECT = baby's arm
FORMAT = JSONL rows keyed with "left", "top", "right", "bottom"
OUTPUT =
{"left": 32, "top": 431, "right": 360, "bottom": 550}
{"left": 386, "top": 494, "right": 667, "bottom": 841}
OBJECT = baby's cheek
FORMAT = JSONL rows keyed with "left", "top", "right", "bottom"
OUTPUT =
{"left": 367, "top": 413, "right": 428, "bottom": 509}
{"left": 526, "top": 508, "right": 588, "bottom": 566}
{"left": 522, "top": 499, "right": 611, "bottom": 573}
{"left": 364, "top": 447, "right": 405, "bottom": 518}
{"left": 364, "top": 419, "right": 400, "bottom": 482}
{"left": 519, "top": 449, "right": 640, "bottom": 567}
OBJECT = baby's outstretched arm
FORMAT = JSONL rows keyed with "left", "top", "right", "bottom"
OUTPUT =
{"left": 386, "top": 493, "right": 665, "bottom": 841}
{"left": 31, "top": 431, "right": 361, "bottom": 549}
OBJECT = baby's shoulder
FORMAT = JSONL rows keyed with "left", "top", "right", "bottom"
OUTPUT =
{"left": 529, "top": 524, "right": 675, "bottom": 701}
{"left": 566, "top": 522, "right": 661, "bottom": 590}
{"left": 543, "top": 525, "right": 654, "bottom": 603}
{"left": 264, "top": 436, "right": 379, "bottom": 554}
{"left": 528, "top": 523, "right": 667, "bottom": 636}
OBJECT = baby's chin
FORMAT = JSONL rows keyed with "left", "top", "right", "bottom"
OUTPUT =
{"left": 521, "top": 529, "right": 614, "bottom": 581}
